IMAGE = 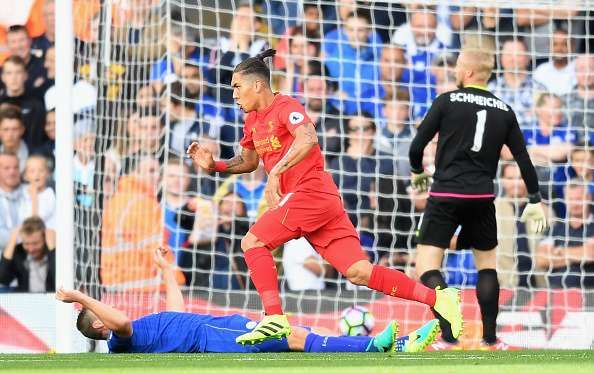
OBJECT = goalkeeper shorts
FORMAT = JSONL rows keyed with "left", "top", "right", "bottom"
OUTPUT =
{"left": 417, "top": 196, "right": 498, "bottom": 251}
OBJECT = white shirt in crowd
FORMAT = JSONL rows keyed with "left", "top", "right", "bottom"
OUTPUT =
{"left": 533, "top": 59, "right": 576, "bottom": 96}
{"left": 19, "top": 186, "right": 56, "bottom": 229}
{"left": 282, "top": 237, "right": 325, "bottom": 291}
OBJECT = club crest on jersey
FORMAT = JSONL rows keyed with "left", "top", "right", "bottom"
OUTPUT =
{"left": 270, "top": 135, "right": 282, "bottom": 150}
{"left": 289, "top": 112, "right": 304, "bottom": 125}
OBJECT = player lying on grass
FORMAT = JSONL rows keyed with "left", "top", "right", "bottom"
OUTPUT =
{"left": 56, "top": 249, "right": 440, "bottom": 354}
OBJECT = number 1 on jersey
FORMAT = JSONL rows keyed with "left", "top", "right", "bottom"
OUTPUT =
{"left": 471, "top": 109, "right": 487, "bottom": 152}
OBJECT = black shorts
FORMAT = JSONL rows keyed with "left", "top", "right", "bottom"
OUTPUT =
{"left": 417, "top": 196, "right": 497, "bottom": 251}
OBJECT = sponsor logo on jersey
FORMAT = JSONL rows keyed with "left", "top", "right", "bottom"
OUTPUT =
{"left": 289, "top": 111, "right": 304, "bottom": 125}
{"left": 253, "top": 135, "right": 283, "bottom": 154}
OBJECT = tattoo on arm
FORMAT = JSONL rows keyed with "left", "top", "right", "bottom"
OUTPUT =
{"left": 224, "top": 148, "right": 259, "bottom": 174}
{"left": 271, "top": 123, "right": 318, "bottom": 175}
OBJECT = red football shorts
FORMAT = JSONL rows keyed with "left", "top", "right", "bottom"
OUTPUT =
{"left": 249, "top": 191, "right": 368, "bottom": 274}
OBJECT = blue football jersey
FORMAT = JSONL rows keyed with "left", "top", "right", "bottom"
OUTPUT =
{"left": 107, "top": 312, "right": 290, "bottom": 353}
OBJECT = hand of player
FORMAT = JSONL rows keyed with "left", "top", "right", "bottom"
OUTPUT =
{"left": 55, "top": 287, "right": 82, "bottom": 303}
{"left": 265, "top": 172, "right": 282, "bottom": 209}
{"left": 520, "top": 202, "right": 548, "bottom": 234}
{"left": 186, "top": 142, "right": 215, "bottom": 172}
{"left": 411, "top": 171, "right": 431, "bottom": 193}
{"left": 153, "top": 247, "right": 172, "bottom": 271}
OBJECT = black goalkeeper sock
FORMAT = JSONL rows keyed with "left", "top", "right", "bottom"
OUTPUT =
{"left": 420, "top": 269, "right": 457, "bottom": 343}
{"left": 477, "top": 269, "right": 500, "bottom": 344}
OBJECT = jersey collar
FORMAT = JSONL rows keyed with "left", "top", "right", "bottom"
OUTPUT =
{"left": 465, "top": 84, "right": 488, "bottom": 91}
{"left": 257, "top": 92, "right": 281, "bottom": 116}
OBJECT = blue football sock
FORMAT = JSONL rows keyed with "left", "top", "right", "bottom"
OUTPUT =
{"left": 304, "top": 333, "right": 380, "bottom": 353}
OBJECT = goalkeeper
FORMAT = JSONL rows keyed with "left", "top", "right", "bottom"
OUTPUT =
{"left": 409, "top": 48, "right": 547, "bottom": 349}
{"left": 56, "top": 249, "right": 439, "bottom": 354}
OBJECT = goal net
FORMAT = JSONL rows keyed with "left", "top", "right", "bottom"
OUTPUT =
{"left": 71, "top": 0, "right": 594, "bottom": 350}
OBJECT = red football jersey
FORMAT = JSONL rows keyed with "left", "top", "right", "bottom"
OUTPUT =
{"left": 240, "top": 94, "right": 339, "bottom": 196}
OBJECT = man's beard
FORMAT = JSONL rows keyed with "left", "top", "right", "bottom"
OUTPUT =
{"left": 307, "top": 98, "right": 323, "bottom": 112}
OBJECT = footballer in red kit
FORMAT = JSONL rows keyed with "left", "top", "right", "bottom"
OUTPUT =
{"left": 187, "top": 49, "right": 463, "bottom": 346}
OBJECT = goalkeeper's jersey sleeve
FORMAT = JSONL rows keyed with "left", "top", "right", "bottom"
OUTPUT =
{"left": 409, "top": 86, "right": 540, "bottom": 198}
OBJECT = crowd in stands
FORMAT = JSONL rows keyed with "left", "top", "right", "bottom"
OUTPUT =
{"left": 0, "top": 0, "right": 593, "bottom": 294}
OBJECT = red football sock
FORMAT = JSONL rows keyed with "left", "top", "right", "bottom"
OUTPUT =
{"left": 244, "top": 247, "right": 283, "bottom": 315}
{"left": 368, "top": 265, "right": 436, "bottom": 306}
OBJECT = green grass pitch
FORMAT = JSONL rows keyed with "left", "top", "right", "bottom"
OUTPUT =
{"left": 1, "top": 350, "right": 593, "bottom": 372}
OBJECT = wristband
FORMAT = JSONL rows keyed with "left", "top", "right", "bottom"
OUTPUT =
{"left": 411, "top": 167, "right": 424, "bottom": 175}
{"left": 211, "top": 161, "right": 227, "bottom": 173}
{"left": 528, "top": 192, "right": 541, "bottom": 204}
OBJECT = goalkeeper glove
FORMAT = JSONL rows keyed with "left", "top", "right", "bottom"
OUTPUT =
{"left": 520, "top": 201, "right": 547, "bottom": 234}
{"left": 411, "top": 171, "right": 431, "bottom": 192}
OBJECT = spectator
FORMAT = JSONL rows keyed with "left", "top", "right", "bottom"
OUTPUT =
{"left": 392, "top": 8, "right": 449, "bottom": 119}
{"left": 328, "top": 114, "right": 393, "bottom": 232}
{"left": 553, "top": 144, "right": 594, "bottom": 217}
{"left": 32, "top": 0, "right": 56, "bottom": 52}
{"left": 211, "top": 192, "right": 250, "bottom": 290}
{"left": 208, "top": 3, "right": 267, "bottom": 105}
{"left": 279, "top": 27, "right": 320, "bottom": 96}
{"left": 121, "top": 106, "right": 163, "bottom": 166}
{"left": 262, "top": 0, "right": 300, "bottom": 36}
{"left": 430, "top": 52, "right": 457, "bottom": 95}
{"left": 0, "top": 152, "right": 26, "bottom": 253}
{"left": 101, "top": 156, "right": 184, "bottom": 291}
{"left": 522, "top": 93, "right": 576, "bottom": 205}
{"left": 533, "top": 28, "right": 576, "bottom": 96}
{"left": 449, "top": 7, "right": 514, "bottom": 49}
{"left": 321, "top": 0, "right": 357, "bottom": 33}
{"left": 323, "top": 10, "right": 384, "bottom": 117}
{"left": 167, "top": 81, "right": 200, "bottom": 156}
{"left": 302, "top": 67, "right": 344, "bottom": 162}
{"left": 20, "top": 155, "right": 55, "bottom": 229}
{"left": 136, "top": 84, "right": 160, "bottom": 110}
{"left": 0, "top": 217, "right": 55, "bottom": 292}
{"left": 495, "top": 163, "right": 542, "bottom": 288}
{"left": 73, "top": 119, "right": 96, "bottom": 208}
{"left": 273, "top": 2, "right": 323, "bottom": 71}
{"left": 524, "top": 93, "right": 576, "bottom": 165}
{"left": 0, "top": 104, "right": 28, "bottom": 171}
{"left": 282, "top": 237, "right": 326, "bottom": 291}
{"left": 37, "top": 45, "right": 55, "bottom": 100}
{"left": 559, "top": 145, "right": 594, "bottom": 196}
{"left": 150, "top": 24, "right": 208, "bottom": 88}
{"left": 378, "top": 45, "right": 407, "bottom": 101}
{"left": 488, "top": 38, "right": 537, "bottom": 128}
{"left": 376, "top": 89, "right": 413, "bottom": 178}
{"left": 515, "top": 7, "right": 581, "bottom": 65}
{"left": 4, "top": 25, "right": 47, "bottom": 98}
{"left": 178, "top": 61, "right": 223, "bottom": 122}
{"left": 0, "top": 57, "right": 47, "bottom": 151}
{"left": 392, "top": 6, "right": 452, "bottom": 60}
{"left": 536, "top": 181, "right": 594, "bottom": 288}
{"left": 162, "top": 157, "right": 215, "bottom": 285}
{"left": 33, "top": 108, "right": 55, "bottom": 172}
{"left": 214, "top": 163, "right": 267, "bottom": 221}
{"left": 564, "top": 54, "right": 594, "bottom": 142}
